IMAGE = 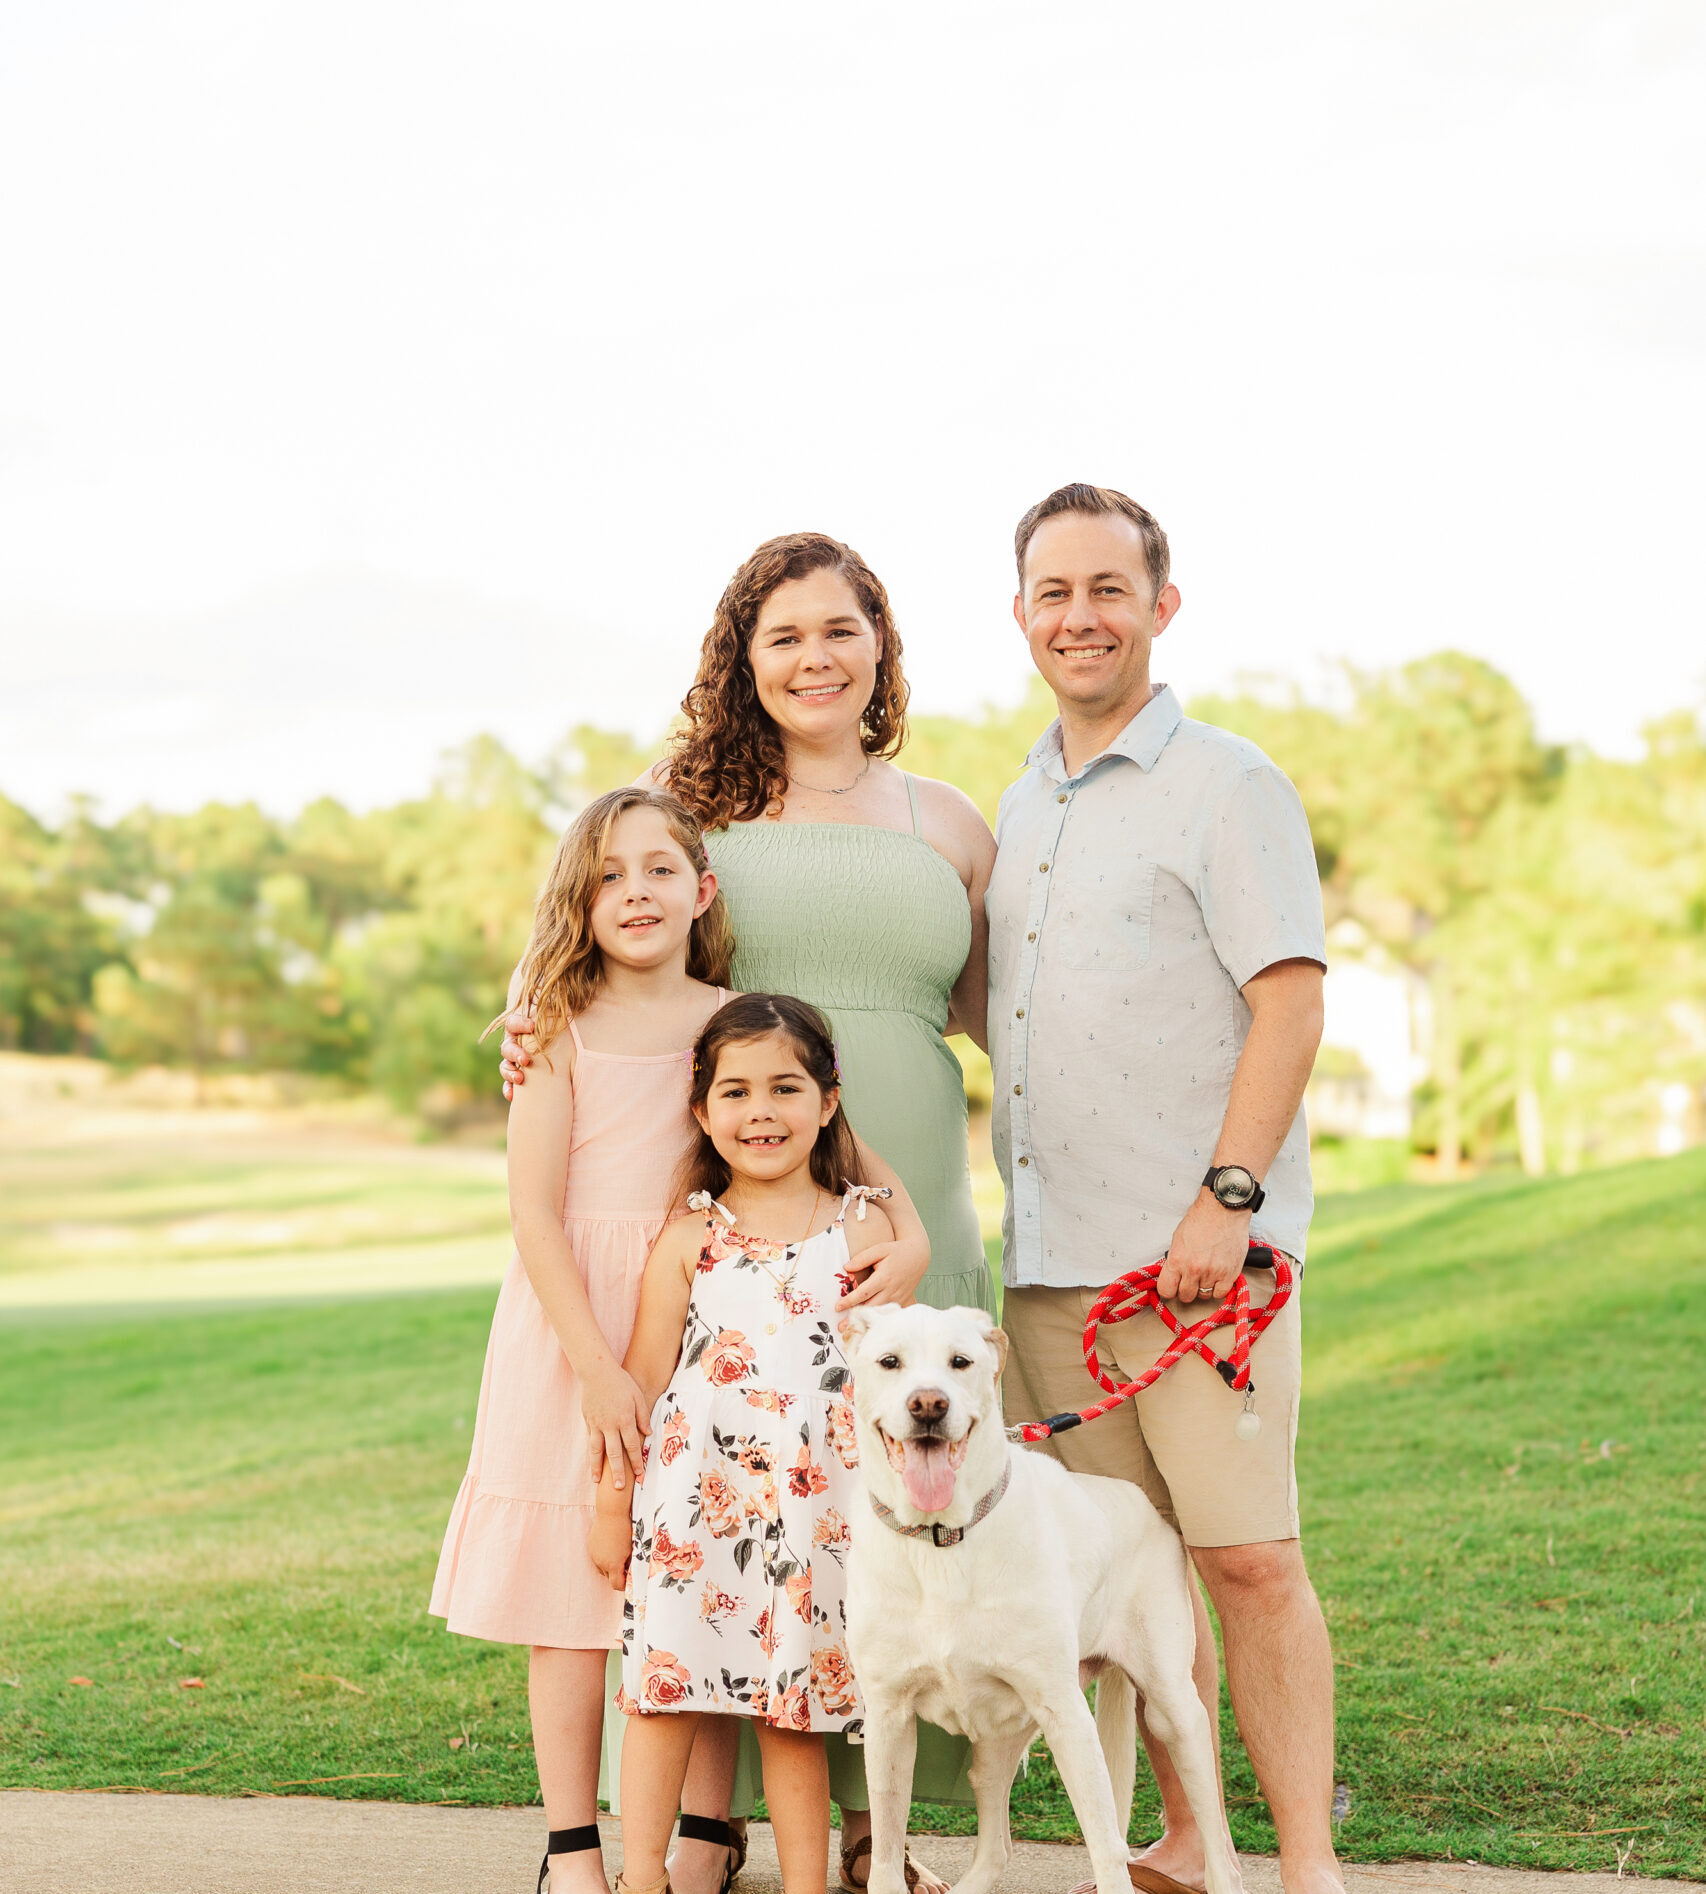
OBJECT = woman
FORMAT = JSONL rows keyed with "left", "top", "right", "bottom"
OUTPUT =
{"left": 503, "top": 530, "right": 997, "bottom": 1890}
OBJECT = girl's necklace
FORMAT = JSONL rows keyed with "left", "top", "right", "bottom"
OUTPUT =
{"left": 729, "top": 1189, "right": 822, "bottom": 1292}
{"left": 789, "top": 756, "right": 871, "bottom": 796}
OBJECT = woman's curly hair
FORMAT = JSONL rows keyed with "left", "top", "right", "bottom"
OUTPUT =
{"left": 667, "top": 532, "right": 910, "bottom": 830}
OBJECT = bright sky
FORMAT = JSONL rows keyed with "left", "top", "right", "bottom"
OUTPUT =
{"left": 2, "top": 1, "right": 1701, "bottom": 819}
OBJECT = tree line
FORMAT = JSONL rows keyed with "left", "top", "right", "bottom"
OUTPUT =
{"left": 3, "top": 655, "right": 1702, "bottom": 1173}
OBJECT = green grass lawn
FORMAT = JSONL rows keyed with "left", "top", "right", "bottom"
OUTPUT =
{"left": 3, "top": 1151, "right": 1703, "bottom": 1878}
{"left": 0, "top": 1120, "right": 510, "bottom": 1306}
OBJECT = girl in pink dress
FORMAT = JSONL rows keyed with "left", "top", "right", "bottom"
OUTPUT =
{"left": 431, "top": 785, "right": 734, "bottom": 1894}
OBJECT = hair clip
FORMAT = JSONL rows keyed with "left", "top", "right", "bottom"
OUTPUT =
{"left": 832, "top": 1039, "right": 843, "bottom": 1081}
{"left": 687, "top": 1191, "right": 737, "bottom": 1227}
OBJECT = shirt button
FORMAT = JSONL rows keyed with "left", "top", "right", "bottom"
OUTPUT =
{"left": 1017, "top": 1155, "right": 1029, "bottom": 1167}
{"left": 1013, "top": 1083, "right": 1023, "bottom": 1095}
{"left": 1039, "top": 861, "right": 1050, "bottom": 872}
{"left": 1057, "top": 794, "right": 1068, "bottom": 804}
{"left": 1015, "top": 1007, "right": 1025, "bottom": 1019}
{"left": 1027, "top": 931, "right": 1037, "bottom": 942}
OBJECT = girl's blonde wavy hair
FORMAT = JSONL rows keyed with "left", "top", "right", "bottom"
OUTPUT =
{"left": 493, "top": 786, "right": 733, "bottom": 1057}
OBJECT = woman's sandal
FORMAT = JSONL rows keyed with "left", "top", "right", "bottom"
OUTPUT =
{"left": 537, "top": 1824, "right": 603, "bottom": 1894}
{"left": 839, "top": 1834, "right": 923, "bottom": 1893}
{"left": 676, "top": 1815, "right": 746, "bottom": 1894}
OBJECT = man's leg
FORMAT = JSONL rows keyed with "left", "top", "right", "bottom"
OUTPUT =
{"left": 1108, "top": 1268, "right": 1341, "bottom": 1894}
{"left": 1191, "top": 1542, "right": 1339, "bottom": 1894}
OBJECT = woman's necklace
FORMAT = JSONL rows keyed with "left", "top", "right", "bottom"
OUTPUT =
{"left": 788, "top": 756, "right": 871, "bottom": 796}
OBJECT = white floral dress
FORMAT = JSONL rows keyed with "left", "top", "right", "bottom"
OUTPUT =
{"left": 616, "top": 1191, "right": 877, "bottom": 1735}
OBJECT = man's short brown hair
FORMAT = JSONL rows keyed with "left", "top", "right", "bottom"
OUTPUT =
{"left": 1014, "top": 483, "right": 1170, "bottom": 599}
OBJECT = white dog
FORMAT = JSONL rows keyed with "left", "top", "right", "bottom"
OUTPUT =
{"left": 839, "top": 1303, "right": 1242, "bottom": 1894}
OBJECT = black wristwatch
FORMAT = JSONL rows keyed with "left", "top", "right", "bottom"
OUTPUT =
{"left": 1203, "top": 1164, "right": 1265, "bottom": 1213}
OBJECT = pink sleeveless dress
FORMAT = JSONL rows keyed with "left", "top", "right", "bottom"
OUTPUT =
{"left": 429, "top": 1001, "right": 720, "bottom": 1650}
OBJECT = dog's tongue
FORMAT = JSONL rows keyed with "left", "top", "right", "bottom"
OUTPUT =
{"left": 899, "top": 1438, "right": 957, "bottom": 1513}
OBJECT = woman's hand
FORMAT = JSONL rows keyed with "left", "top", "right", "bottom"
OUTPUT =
{"left": 589, "top": 1508, "right": 634, "bottom": 1592}
{"left": 499, "top": 1007, "right": 536, "bottom": 1100}
{"left": 581, "top": 1362, "right": 651, "bottom": 1489}
{"left": 834, "top": 1230, "right": 930, "bottom": 1310}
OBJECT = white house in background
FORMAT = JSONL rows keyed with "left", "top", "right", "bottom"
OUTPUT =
{"left": 1307, "top": 923, "right": 1419, "bottom": 1142}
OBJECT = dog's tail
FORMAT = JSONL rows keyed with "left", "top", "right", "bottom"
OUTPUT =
{"left": 1095, "top": 1666, "right": 1137, "bottom": 1846}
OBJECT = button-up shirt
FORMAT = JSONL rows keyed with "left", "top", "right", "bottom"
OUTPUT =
{"left": 986, "top": 684, "right": 1326, "bottom": 1288}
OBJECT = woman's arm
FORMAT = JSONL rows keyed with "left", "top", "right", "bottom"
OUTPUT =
{"left": 916, "top": 777, "right": 995, "bottom": 1052}
{"left": 836, "top": 1136, "right": 929, "bottom": 1310}
{"left": 507, "top": 1031, "right": 651, "bottom": 1489}
{"left": 841, "top": 1199, "right": 896, "bottom": 1264}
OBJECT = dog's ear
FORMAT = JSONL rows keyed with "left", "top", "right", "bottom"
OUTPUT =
{"left": 975, "top": 1310, "right": 1010, "bottom": 1378}
{"left": 837, "top": 1309, "right": 873, "bottom": 1349}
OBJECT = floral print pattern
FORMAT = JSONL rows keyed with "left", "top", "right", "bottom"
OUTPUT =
{"left": 620, "top": 1208, "right": 864, "bottom": 1735}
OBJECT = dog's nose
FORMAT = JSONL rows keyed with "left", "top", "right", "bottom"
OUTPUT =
{"left": 907, "top": 1388, "right": 950, "bottom": 1426}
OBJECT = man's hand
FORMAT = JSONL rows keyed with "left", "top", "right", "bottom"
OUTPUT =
{"left": 589, "top": 1508, "right": 634, "bottom": 1592}
{"left": 834, "top": 1232, "right": 930, "bottom": 1310}
{"left": 499, "top": 1008, "right": 535, "bottom": 1100}
{"left": 581, "top": 1362, "right": 651, "bottom": 1489}
{"left": 1156, "top": 1191, "right": 1252, "bottom": 1303}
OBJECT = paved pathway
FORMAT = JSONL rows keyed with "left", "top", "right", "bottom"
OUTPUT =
{"left": 2, "top": 1795, "right": 1666, "bottom": 1894}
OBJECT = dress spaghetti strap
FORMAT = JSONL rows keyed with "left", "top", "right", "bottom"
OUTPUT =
{"left": 903, "top": 772, "right": 922, "bottom": 838}
{"left": 567, "top": 1015, "right": 586, "bottom": 1053}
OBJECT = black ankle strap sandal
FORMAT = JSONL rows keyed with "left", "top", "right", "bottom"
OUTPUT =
{"left": 537, "top": 1822, "right": 602, "bottom": 1894}
{"left": 677, "top": 1815, "right": 744, "bottom": 1894}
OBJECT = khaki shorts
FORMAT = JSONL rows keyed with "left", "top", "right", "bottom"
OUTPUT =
{"left": 1000, "top": 1260, "right": 1302, "bottom": 1548}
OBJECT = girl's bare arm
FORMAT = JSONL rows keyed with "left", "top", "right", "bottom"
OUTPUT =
{"left": 590, "top": 1218, "right": 698, "bottom": 1586}
{"left": 507, "top": 1030, "right": 651, "bottom": 1488}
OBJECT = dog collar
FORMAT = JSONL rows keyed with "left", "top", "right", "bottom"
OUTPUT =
{"left": 867, "top": 1453, "right": 1012, "bottom": 1547}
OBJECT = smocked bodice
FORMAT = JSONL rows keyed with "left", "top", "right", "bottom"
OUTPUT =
{"left": 706, "top": 822, "right": 970, "bottom": 1025}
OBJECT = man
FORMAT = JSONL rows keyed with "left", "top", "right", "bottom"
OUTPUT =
{"left": 989, "top": 484, "right": 1338, "bottom": 1894}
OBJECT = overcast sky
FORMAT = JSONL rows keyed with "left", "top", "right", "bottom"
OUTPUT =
{"left": 2, "top": 0, "right": 1701, "bottom": 820}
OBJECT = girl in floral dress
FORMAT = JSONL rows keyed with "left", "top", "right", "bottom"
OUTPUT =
{"left": 590, "top": 993, "right": 888, "bottom": 1894}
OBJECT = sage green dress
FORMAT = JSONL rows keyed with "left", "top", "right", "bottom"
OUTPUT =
{"left": 712, "top": 777, "right": 990, "bottom": 1811}
{"left": 707, "top": 779, "right": 993, "bottom": 1317}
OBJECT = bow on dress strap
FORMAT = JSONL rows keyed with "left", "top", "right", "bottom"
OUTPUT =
{"left": 686, "top": 1191, "right": 737, "bottom": 1227}
{"left": 839, "top": 1182, "right": 893, "bottom": 1222}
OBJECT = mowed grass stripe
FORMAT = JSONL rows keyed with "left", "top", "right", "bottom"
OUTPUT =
{"left": 1, "top": 1153, "right": 1702, "bottom": 1877}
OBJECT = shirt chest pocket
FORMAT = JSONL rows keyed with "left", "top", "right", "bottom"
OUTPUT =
{"left": 1055, "top": 858, "right": 1158, "bottom": 974}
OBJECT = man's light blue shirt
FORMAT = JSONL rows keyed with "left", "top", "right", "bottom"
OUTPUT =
{"left": 986, "top": 685, "right": 1327, "bottom": 1288}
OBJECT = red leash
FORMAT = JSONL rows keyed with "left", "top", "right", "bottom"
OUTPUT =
{"left": 1016, "top": 1243, "right": 1295, "bottom": 1442}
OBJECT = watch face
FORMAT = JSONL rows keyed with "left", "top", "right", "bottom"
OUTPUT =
{"left": 1215, "top": 1166, "right": 1257, "bottom": 1207}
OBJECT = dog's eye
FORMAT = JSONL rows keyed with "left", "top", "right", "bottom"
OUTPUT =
{"left": 949, "top": 1355, "right": 973, "bottom": 1370}
{"left": 877, "top": 1354, "right": 901, "bottom": 1371}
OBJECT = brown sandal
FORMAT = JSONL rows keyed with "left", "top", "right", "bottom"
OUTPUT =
{"left": 1068, "top": 1868, "right": 1207, "bottom": 1894}
{"left": 839, "top": 1835, "right": 923, "bottom": 1893}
